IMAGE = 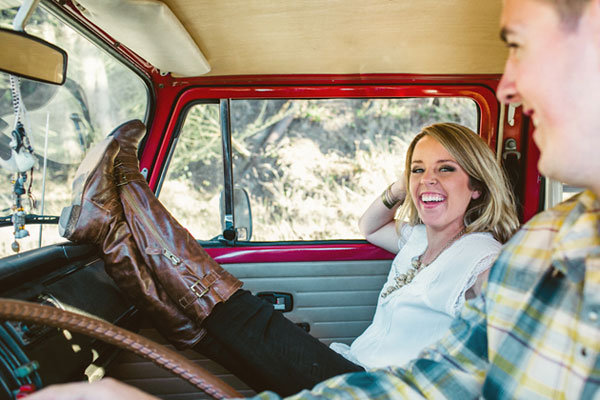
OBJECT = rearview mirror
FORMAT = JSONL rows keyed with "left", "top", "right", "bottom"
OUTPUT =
{"left": 0, "top": 27, "right": 67, "bottom": 85}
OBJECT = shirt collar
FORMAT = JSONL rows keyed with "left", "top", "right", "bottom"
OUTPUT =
{"left": 579, "top": 189, "right": 600, "bottom": 212}
{"left": 552, "top": 190, "right": 600, "bottom": 281}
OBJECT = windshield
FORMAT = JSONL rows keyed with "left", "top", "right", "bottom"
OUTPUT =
{"left": 0, "top": 4, "right": 148, "bottom": 257}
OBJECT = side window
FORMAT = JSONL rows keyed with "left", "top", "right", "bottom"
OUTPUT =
{"left": 544, "top": 179, "right": 583, "bottom": 209}
{"left": 158, "top": 103, "right": 223, "bottom": 240}
{"left": 0, "top": 5, "right": 148, "bottom": 257}
{"left": 230, "top": 98, "right": 477, "bottom": 241}
{"left": 163, "top": 98, "right": 477, "bottom": 241}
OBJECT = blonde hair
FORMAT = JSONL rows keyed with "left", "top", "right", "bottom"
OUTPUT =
{"left": 397, "top": 122, "right": 519, "bottom": 243}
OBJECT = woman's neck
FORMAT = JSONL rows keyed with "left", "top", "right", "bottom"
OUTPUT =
{"left": 423, "top": 223, "right": 465, "bottom": 264}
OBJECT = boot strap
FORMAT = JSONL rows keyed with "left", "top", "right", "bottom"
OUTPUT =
{"left": 114, "top": 169, "right": 146, "bottom": 186}
{"left": 179, "top": 271, "right": 219, "bottom": 309}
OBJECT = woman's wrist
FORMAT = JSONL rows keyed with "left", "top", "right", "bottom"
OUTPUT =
{"left": 381, "top": 183, "right": 404, "bottom": 209}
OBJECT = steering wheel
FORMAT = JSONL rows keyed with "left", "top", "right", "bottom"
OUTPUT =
{"left": 0, "top": 298, "right": 241, "bottom": 399}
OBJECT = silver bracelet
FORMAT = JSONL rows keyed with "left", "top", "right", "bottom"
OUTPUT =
{"left": 381, "top": 184, "right": 400, "bottom": 209}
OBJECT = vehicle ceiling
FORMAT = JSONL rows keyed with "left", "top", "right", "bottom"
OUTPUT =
{"left": 66, "top": 0, "right": 507, "bottom": 78}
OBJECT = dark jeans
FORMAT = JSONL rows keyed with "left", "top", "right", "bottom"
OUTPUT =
{"left": 193, "top": 289, "right": 364, "bottom": 396}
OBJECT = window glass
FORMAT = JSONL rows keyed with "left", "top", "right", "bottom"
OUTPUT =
{"left": 161, "top": 98, "right": 477, "bottom": 242}
{"left": 229, "top": 98, "right": 478, "bottom": 241}
{"left": 544, "top": 178, "right": 583, "bottom": 210}
{"left": 0, "top": 5, "right": 148, "bottom": 257}
{"left": 562, "top": 185, "right": 583, "bottom": 201}
{"left": 158, "top": 103, "right": 223, "bottom": 240}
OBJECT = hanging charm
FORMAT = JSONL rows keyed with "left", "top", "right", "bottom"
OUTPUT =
{"left": 0, "top": 76, "right": 36, "bottom": 173}
{"left": 11, "top": 172, "right": 30, "bottom": 252}
{"left": 1, "top": 75, "right": 37, "bottom": 252}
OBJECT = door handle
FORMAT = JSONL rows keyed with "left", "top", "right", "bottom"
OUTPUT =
{"left": 256, "top": 292, "right": 293, "bottom": 312}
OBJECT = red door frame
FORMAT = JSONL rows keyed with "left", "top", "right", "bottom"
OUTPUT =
{"left": 138, "top": 73, "right": 537, "bottom": 263}
{"left": 141, "top": 75, "right": 501, "bottom": 187}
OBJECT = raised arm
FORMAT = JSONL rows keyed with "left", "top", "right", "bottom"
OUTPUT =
{"left": 358, "top": 179, "right": 406, "bottom": 253}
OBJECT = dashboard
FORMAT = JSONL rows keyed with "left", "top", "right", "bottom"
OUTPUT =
{"left": 0, "top": 242, "right": 137, "bottom": 399}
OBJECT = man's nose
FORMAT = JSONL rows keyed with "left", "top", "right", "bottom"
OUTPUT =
{"left": 497, "top": 59, "right": 521, "bottom": 104}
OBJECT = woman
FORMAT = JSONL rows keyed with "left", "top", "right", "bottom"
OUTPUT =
{"left": 58, "top": 120, "right": 519, "bottom": 396}
{"left": 330, "top": 122, "right": 518, "bottom": 368}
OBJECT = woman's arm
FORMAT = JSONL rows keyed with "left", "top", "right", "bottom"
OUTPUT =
{"left": 465, "top": 269, "right": 491, "bottom": 300}
{"left": 462, "top": 251, "right": 497, "bottom": 303}
{"left": 358, "top": 179, "right": 406, "bottom": 254}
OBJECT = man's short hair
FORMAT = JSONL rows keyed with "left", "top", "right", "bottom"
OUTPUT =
{"left": 542, "top": 0, "right": 591, "bottom": 29}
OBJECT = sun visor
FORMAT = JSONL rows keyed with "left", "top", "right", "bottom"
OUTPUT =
{"left": 73, "top": 0, "right": 210, "bottom": 76}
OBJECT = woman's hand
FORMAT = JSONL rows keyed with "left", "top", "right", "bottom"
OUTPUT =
{"left": 388, "top": 178, "right": 407, "bottom": 204}
{"left": 358, "top": 177, "right": 407, "bottom": 253}
{"left": 26, "top": 378, "right": 159, "bottom": 400}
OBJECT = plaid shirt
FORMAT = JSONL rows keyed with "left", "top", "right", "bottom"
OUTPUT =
{"left": 255, "top": 191, "right": 600, "bottom": 399}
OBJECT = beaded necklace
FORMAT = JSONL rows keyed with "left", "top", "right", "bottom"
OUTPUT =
{"left": 380, "top": 228, "right": 466, "bottom": 299}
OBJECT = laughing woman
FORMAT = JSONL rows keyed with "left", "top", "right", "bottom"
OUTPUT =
{"left": 329, "top": 122, "right": 519, "bottom": 368}
{"left": 56, "top": 120, "right": 519, "bottom": 396}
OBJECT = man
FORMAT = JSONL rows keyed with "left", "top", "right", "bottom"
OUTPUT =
{"left": 28, "top": 0, "right": 600, "bottom": 398}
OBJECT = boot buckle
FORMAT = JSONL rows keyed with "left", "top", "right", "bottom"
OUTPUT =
{"left": 115, "top": 173, "right": 130, "bottom": 187}
{"left": 179, "top": 272, "right": 218, "bottom": 308}
{"left": 190, "top": 280, "right": 210, "bottom": 298}
{"left": 114, "top": 165, "right": 145, "bottom": 186}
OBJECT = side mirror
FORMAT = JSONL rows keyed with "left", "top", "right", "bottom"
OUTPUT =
{"left": 219, "top": 187, "right": 253, "bottom": 241}
{"left": 0, "top": 27, "right": 67, "bottom": 85}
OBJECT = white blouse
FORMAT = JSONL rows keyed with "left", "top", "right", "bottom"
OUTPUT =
{"left": 330, "top": 224, "right": 500, "bottom": 369}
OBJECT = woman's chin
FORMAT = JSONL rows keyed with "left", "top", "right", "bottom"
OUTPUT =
{"left": 417, "top": 206, "right": 446, "bottom": 225}
{"left": 419, "top": 213, "right": 465, "bottom": 232}
{"left": 420, "top": 217, "right": 443, "bottom": 229}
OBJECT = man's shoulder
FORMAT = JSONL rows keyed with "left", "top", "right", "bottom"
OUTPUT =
{"left": 521, "top": 193, "right": 582, "bottom": 233}
{"left": 490, "top": 194, "right": 583, "bottom": 280}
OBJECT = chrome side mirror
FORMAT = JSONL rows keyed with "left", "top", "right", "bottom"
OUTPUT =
{"left": 0, "top": 27, "right": 67, "bottom": 85}
{"left": 219, "top": 186, "right": 252, "bottom": 241}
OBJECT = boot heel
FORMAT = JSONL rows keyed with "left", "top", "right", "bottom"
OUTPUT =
{"left": 59, "top": 204, "right": 81, "bottom": 239}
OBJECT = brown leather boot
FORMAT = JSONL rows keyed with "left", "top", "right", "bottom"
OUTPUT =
{"left": 102, "top": 213, "right": 205, "bottom": 349}
{"left": 60, "top": 122, "right": 204, "bottom": 348}
{"left": 113, "top": 120, "right": 242, "bottom": 326}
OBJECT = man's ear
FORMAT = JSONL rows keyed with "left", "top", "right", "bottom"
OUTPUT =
{"left": 472, "top": 190, "right": 481, "bottom": 200}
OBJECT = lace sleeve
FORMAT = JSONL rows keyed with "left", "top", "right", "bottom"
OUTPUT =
{"left": 397, "top": 222, "right": 413, "bottom": 251}
{"left": 451, "top": 252, "right": 497, "bottom": 316}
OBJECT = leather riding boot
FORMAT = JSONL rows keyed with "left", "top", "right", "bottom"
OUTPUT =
{"left": 60, "top": 122, "right": 204, "bottom": 348}
{"left": 102, "top": 214, "right": 205, "bottom": 348}
{"left": 113, "top": 120, "right": 243, "bottom": 326}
